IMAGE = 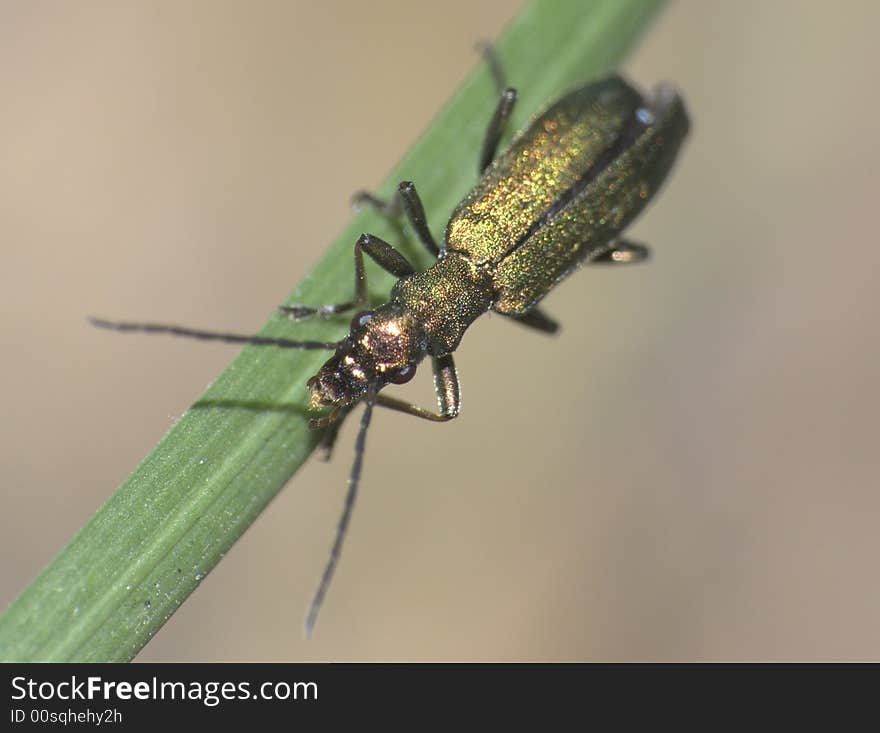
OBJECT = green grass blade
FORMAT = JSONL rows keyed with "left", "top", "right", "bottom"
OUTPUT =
{"left": 0, "top": 0, "right": 668, "bottom": 662}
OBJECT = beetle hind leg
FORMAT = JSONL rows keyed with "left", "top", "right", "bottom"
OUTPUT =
{"left": 590, "top": 239, "right": 650, "bottom": 265}
{"left": 476, "top": 41, "right": 517, "bottom": 173}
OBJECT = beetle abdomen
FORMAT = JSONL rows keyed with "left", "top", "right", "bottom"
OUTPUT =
{"left": 445, "top": 76, "right": 643, "bottom": 266}
{"left": 492, "top": 81, "right": 690, "bottom": 314}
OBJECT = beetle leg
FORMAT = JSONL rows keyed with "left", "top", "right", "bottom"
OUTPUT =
{"left": 310, "top": 406, "right": 343, "bottom": 430}
{"left": 476, "top": 42, "right": 517, "bottom": 173}
{"left": 589, "top": 239, "right": 651, "bottom": 265}
{"left": 508, "top": 307, "right": 560, "bottom": 335}
{"left": 316, "top": 407, "right": 349, "bottom": 461}
{"left": 278, "top": 302, "right": 358, "bottom": 321}
{"left": 396, "top": 181, "right": 441, "bottom": 257}
{"left": 432, "top": 353, "right": 460, "bottom": 418}
{"left": 355, "top": 232, "right": 417, "bottom": 281}
{"left": 502, "top": 240, "right": 648, "bottom": 331}
{"left": 353, "top": 181, "right": 441, "bottom": 259}
{"left": 475, "top": 40, "right": 507, "bottom": 92}
{"left": 498, "top": 239, "right": 649, "bottom": 332}
{"left": 280, "top": 233, "right": 416, "bottom": 320}
{"left": 480, "top": 88, "right": 517, "bottom": 174}
{"left": 351, "top": 190, "right": 402, "bottom": 218}
{"left": 375, "top": 354, "right": 460, "bottom": 421}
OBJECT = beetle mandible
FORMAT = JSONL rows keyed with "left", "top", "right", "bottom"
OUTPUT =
{"left": 92, "top": 50, "right": 690, "bottom": 635}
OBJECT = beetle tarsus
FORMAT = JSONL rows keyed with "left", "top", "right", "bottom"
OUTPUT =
{"left": 352, "top": 190, "right": 401, "bottom": 218}
{"left": 475, "top": 40, "right": 507, "bottom": 93}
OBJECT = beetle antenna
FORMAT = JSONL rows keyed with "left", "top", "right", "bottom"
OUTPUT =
{"left": 305, "top": 388, "right": 377, "bottom": 637}
{"left": 89, "top": 317, "right": 339, "bottom": 350}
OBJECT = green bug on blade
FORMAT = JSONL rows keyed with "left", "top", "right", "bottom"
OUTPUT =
{"left": 92, "top": 52, "right": 689, "bottom": 636}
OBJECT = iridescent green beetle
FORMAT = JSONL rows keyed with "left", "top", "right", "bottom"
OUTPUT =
{"left": 93, "top": 56, "right": 689, "bottom": 634}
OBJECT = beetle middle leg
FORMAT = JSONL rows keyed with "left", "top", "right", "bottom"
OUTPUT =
{"left": 375, "top": 353, "right": 460, "bottom": 421}
{"left": 509, "top": 308, "right": 560, "bottom": 335}
{"left": 352, "top": 181, "right": 441, "bottom": 258}
{"left": 280, "top": 233, "right": 416, "bottom": 320}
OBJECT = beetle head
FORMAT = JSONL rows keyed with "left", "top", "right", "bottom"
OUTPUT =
{"left": 308, "top": 307, "right": 423, "bottom": 410}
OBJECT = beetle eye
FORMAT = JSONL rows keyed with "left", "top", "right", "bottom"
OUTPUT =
{"left": 351, "top": 310, "right": 374, "bottom": 330}
{"left": 388, "top": 364, "right": 416, "bottom": 384}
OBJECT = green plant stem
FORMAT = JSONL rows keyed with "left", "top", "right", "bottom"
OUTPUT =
{"left": 0, "top": 0, "right": 668, "bottom": 662}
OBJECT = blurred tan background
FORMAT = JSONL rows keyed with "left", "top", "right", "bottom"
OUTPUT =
{"left": 3, "top": 0, "right": 879, "bottom": 661}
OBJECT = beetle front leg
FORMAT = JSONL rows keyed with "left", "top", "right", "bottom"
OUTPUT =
{"left": 280, "top": 233, "right": 416, "bottom": 320}
{"left": 375, "top": 353, "right": 460, "bottom": 421}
